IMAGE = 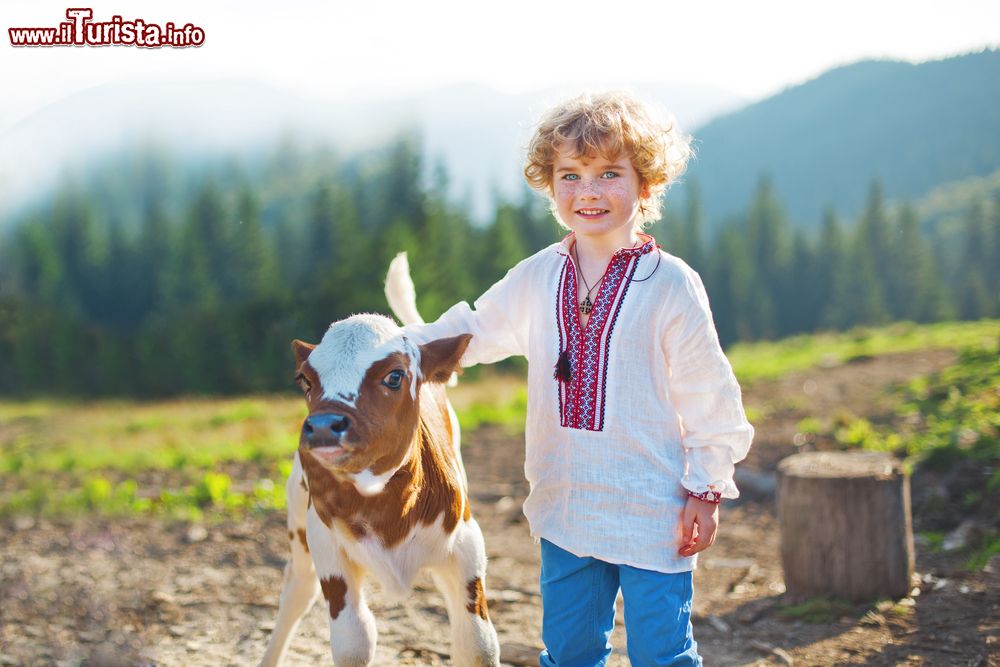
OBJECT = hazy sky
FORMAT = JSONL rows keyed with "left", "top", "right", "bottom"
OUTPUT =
{"left": 2, "top": 0, "right": 998, "bottom": 128}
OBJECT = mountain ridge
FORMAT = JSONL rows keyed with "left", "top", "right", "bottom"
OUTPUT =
{"left": 2, "top": 49, "right": 997, "bottom": 231}
{"left": 680, "top": 48, "right": 1000, "bottom": 228}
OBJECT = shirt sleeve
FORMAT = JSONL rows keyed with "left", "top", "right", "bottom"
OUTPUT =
{"left": 662, "top": 264, "right": 754, "bottom": 500}
{"left": 403, "top": 262, "right": 528, "bottom": 367}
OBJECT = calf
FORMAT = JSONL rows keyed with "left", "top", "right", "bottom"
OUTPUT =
{"left": 259, "top": 312, "right": 500, "bottom": 666}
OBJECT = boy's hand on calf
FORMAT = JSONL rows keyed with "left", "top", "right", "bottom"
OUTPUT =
{"left": 678, "top": 496, "right": 720, "bottom": 557}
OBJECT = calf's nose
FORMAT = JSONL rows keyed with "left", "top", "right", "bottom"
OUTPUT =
{"left": 302, "top": 413, "right": 351, "bottom": 444}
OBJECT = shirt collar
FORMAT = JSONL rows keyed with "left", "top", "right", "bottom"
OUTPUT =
{"left": 556, "top": 232, "right": 658, "bottom": 259}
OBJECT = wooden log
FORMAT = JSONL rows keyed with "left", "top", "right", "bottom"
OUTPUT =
{"left": 776, "top": 451, "right": 914, "bottom": 601}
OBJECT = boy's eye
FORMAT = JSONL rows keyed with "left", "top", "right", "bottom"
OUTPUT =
{"left": 561, "top": 173, "right": 580, "bottom": 181}
{"left": 601, "top": 170, "right": 619, "bottom": 179}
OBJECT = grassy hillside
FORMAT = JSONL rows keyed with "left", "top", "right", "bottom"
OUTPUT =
{"left": 727, "top": 320, "right": 999, "bottom": 383}
{"left": 916, "top": 168, "right": 1000, "bottom": 225}
{"left": 1, "top": 320, "right": 995, "bottom": 520}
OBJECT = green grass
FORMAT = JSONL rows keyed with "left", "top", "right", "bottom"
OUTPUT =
{"left": 727, "top": 320, "right": 999, "bottom": 384}
{"left": 918, "top": 531, "right": 946, "bottom": 552}
{"left": 0, "top": 397, "right": 304, "bottom": 475}
{"left": 899, "top": 346, "right": 999, "bottom": 464}
{"left": 0, "top": 386, "right": 533, "bottom": 518}
{"left": 965, "top": 531, "right": 1000, "bottom": 570}
{"left": 825, "top": 344, "right": 1000, "bottom": 467}
{"left": 0, "top": 397, "right": 302, "bottom": 519}
{"left": 796, "top": 417, "right": 823, "bottom": 435}
{"left": 2, "top": 320, "right": 996, "bottom": 519}
{"left": 781, "top": 596, "right": 915, "bottom": 624}
{"left": 2, "top": 469, "right": 290, "bottom": 521}
{"left": 779, "top": 596, "right": 856, "bottom": 623}
{"left": 451, "top": 320, "right": 1000, "bottom": 434}
{"left": 456, "top": 388, "right": 527, "bottom": 433}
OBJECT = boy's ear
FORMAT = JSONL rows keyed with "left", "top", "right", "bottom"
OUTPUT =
{"left": 640, "top": 180, "right": 650, "bottom": 200}
{"left": 419, "top": 334, "right": 472, "bottom": 383}
{"left": 291, "top": 340, "right": 315, "bottom": 369}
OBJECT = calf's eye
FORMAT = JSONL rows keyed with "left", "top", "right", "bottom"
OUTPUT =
{"left": 295, "top": 374, "right": 312, "bottom": 399}
{"left": 382, "top": 369, "right": 405, "bottom": 390}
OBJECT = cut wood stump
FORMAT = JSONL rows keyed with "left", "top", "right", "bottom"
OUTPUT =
{"left": 777, "top": 451, "right": 914, "bottom": 601}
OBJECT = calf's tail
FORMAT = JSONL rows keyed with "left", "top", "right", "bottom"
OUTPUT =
{"left": 385, "top": 252, "right": 424, "bottom": 326}
{"left": 385, "top": 252, "right": 459, "bottom": 387}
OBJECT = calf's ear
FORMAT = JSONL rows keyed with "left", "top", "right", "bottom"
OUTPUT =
{"left": 291, "top": 340, "right": 315, "bottom": 368}
{"left": 419, "top": 334, "right": 472, "bottom": 383}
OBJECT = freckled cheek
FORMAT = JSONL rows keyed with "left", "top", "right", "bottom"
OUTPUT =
{"left": 554, "top": 182, "right": 578, "bottom": 200}
{"left": 602, "top": 182, "right": 631, "bottom": 202}
{"left": 553, "top": 185, "right": 576, "bottom": 213}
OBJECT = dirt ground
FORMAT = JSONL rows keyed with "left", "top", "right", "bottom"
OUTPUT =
{"left": 1, "top": 349, "right": 998, "bottom": 666}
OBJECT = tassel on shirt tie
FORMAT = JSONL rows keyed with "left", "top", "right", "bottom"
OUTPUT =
{"left": 553, "top": 349, "right": 572, "bottom": 383}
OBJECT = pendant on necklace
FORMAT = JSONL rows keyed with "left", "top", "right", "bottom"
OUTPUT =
{"left": 579, "top": 297, "right": 593, "bottom": 315}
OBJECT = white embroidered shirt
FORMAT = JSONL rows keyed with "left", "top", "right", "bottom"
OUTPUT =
{"left": 405, "top": 234, "right": 754, "bottom": 573}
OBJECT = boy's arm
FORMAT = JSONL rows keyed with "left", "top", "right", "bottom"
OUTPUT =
{"left": 402, "top": 263, "right": 528, "bottom": 368}
{"left": 662, "top": 265, "right": 754, "bottom": 503}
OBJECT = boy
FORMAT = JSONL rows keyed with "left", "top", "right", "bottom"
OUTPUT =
{"left": 403, "top": 91, "right": 753, "bottom": 666}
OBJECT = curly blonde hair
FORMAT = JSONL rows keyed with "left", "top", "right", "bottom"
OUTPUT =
{"left": 523, "top": 90, "right": 693, "bottom": 227}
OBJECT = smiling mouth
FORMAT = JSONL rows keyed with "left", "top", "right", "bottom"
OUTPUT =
{"left": 575, "top": 208, "right": 609, "bottom": 218}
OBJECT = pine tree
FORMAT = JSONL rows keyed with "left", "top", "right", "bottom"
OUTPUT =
{"left": 818, "top": 207, "right": 848, "bottom": 329}
{"left": 327, "top": 186, "right": 369, "bottom": 315}
{"left": 418, "top": 164, "right": 476, "bottom": 318}
{"left": 302, "top": 184, "right": 338, "bottom": 290}
{"left": 5, "top": 219, "right": 64, "bottom": 392}
{"left": 889, "top": 203, "right": 951, "bottom": 322}
{"left": 513, "top": 187, "right": 560, "bottom": 253}
{"left": 365, "top": 132, "right": 427, "bottom": 236}
{"left": 657, "top": 206, "right": 687, "bottom": 263}
{"left": 162, "top": 183, "right": 219, "bottom": 308}
{"left": 788, "top": 230, "right": 821, "bottom": 332}
{"left": 706, "top": 221, "right": 754, "bottom": 345}
{"left": 681, "top": 179, "right": 705, "bottom": 271}
{"left": 12, "top": 217, "right": 64, "bottom": 304}
{"left": 231, "top": 184, "right": 277, "bottom": 301}
{"left": 486, "top": 204, "right": 528, "bottom": 284}
{"left": 745, "top": 176, "right": 791, "bottom": 337}
{"left": 989, "top": 192, "right": 1000, "bottom": 315}
{"left": 50, "top": 185, "right": 107, "bottom": 318}
{"left": 137, "top": 188, "right": 173, "bottom": 309}
{"left": 855, "top": 179, "right": 891, "bottom": 316}
{"left": 956, "top": 199, "right": 993, "bottom": 319}
{"left": 860, "top": 180, "right": 892, "bottom": 262}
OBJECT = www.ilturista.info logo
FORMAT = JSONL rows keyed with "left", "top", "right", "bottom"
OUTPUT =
{"left": 9, "top": 8, "right": 205, "bottom": 48}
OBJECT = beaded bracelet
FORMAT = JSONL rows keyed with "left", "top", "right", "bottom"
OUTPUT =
{"left": 687, "top": 489, "right": 722, "bottom": 504}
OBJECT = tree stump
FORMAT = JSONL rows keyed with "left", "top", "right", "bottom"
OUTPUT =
{"left": 776, "top": 451, "right": 914, "bottom": 601}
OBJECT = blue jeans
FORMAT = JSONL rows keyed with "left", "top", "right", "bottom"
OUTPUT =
{"left": 538, "top": 539, "right": 702, "bottom": 667}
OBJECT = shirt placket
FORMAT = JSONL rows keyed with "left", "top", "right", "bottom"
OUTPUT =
{"left": 556, "top": 237, "right": 655, "bottom": 431}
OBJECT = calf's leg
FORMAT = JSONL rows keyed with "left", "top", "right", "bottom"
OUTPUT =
{"left": 259, "top": 454, "right": 320, "bottom": 667}
{"left": 306, "top": 510, "right": 377, "bottom": 667}
{"left": 430, "top": 518, "right": 501, "bottom": 667}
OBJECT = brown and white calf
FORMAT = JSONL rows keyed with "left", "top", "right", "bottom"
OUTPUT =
{"left": 259, "top": 309, "right": 500, "bottom": 666}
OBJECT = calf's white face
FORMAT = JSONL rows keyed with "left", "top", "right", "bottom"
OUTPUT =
{"left": 291, "top": 313, "right": 469, "bottom": 490}
{"left": 304, "top": 314, "right": 421, "bottom": 407}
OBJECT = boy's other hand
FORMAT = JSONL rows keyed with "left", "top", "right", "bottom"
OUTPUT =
{"left": 678, "top": 495, "right": 720, "bottom": 557}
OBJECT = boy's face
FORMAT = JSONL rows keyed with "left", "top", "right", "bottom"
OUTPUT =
{"left": 551, "top": 144, "right": 649, "bottom": 247}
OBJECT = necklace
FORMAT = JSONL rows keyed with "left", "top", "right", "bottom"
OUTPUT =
{"left": 572, "top": 246, "right": 603, "bottom": 316}
{"left": 631, "top": 250, "right": 661, "bottom": 282}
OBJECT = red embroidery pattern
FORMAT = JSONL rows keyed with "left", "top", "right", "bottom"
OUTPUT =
{"left": 555, "top": 237, "right": 656, "bottom": 431}
{"left": 687, "top": 489, "right": 722, "bottom": 504}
